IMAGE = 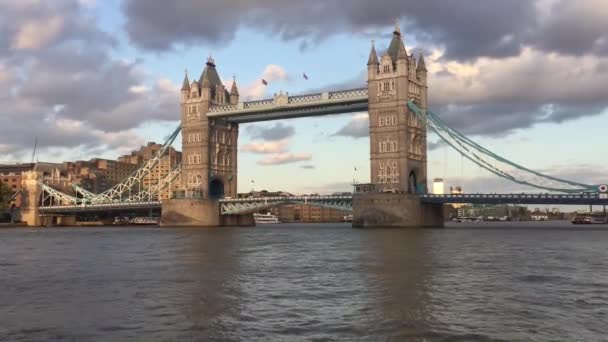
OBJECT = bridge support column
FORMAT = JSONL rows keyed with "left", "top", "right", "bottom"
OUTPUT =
{"left": 160, "top": 199, "right": 221, "bottom": 227}
{"left": 221, "top": 214, "right": 255, "bottom": 227}
{"left": 353, "top": 193, "right": 444, "bottom": 228}
{"left": 20, "top": 171, "right": 41, "bottom": 227}
{"left": 160, "top": 199, "right": 254, "bottom": 227}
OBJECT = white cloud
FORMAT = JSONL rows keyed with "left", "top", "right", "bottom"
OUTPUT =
{"left": 12, "top": 15, "right": 65, "bottom": 50}
{"left": 242, "top": 139, "right": 290, "bottom": 154}
{"left": 257, "top": 152, "right": 312, "bottom": 165}
{"left": 242, "top": 64, "right": 289, "bottom": 100}
{"left": 129, "top": 85, "right": 149, "bottom": 94}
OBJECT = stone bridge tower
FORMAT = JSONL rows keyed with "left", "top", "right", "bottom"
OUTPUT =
{"left": 178, "top": 57, "right": 239, "bottom": 200}
{"left": 354, "top": 23, "right": 442, "bottom": 228}
{"left": 367, "top": 23, "right": 428, "bottom": 194}
{"left": 162, "top": 57, "right": 250, "bottom": 227}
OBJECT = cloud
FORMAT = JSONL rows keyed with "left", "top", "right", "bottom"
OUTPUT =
{"left": 12, "top": 15, "right": 65, "bottom": 50}
{"left": 300, "top": 165, "right": 316, "bottom": 170}
{"left": 325, "top": 45, "right": 608, "bottom": 138}
{"left": 0, "top": 0, "right": 174, "bottom": 160}
{"left": 241, "top": 140, "right": 289, "bottom": 154}
{"left": 241, "top": 64, "right": 290, "bottom": 100}
{"left": 119, "top": 0, "right": 607, "bottom": 62}
{"left": 122, "top": 0, "right": 539, "bottom": 61}
{"left": 429, "top": 47, "right": 608, "bottom": 135}
{"left": 333, "top": 113, "right": 369, "bottom": 138}
{"left": 257, "top": 153, "right": 312, "bottom": 166}
{"left": 246, "top": 122, "right": 295, "bottom": 141}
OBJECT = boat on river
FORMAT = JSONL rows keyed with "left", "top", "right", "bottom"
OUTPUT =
{"left": 253, "top": 212, "right": 280, "bottom": 224}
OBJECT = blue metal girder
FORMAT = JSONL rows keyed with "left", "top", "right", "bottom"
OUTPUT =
{"left": 420, "top": 194, "right": 608, "bottom": 205}
{"left": 38, "top": 201, "right": 162, "bottom": 214}
{"left": 219, "top": 196, "right": 353, "bottom": 215}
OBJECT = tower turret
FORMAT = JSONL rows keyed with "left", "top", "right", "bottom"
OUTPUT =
{"left": 416, "top": 53, "right": 427, "bottom": 83}
{"left": 230, "top": 76, "right": 239, "bottom": 105}
{"left": 367, "top": 41, "right": 379, "bottom": 80}
{"left": 181, "top": 70, "right": 190, "bottom": 102}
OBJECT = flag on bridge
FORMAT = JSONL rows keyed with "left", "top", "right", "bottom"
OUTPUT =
{"left": 303, "top": 73, "right": 309, "bottom": 80}
{"left": 261, "top": 79, "right": 268, "bottom": 86}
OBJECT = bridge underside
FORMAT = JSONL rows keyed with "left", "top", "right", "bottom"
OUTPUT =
{"left": 213, "top": 101, "right": 368, "bottom": 123}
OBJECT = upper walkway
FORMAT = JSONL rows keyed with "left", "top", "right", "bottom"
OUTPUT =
{"left": 207, "top": 88, "right": 369, "bottom": 123}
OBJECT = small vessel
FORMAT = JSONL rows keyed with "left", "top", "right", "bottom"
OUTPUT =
{"left": 113, "top": 217, "right": 160, "bottom": 225}
{"left": 572, "top": 213, "right": 608, "bottom": 225}
{"left": 253, "top": 212, "right": 280, "bottom": 224}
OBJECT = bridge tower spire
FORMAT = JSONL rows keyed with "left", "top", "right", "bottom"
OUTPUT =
{"left": 367, "top": 22, "right": 428, "bottom": 194}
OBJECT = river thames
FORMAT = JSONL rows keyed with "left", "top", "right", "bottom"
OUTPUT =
{"left": 0, "top": 222, "right": 606, "bottom": 341}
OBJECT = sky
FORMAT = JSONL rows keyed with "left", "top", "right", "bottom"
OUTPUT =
{"left": 0, "top": 0, "right": 607, "bottom": 196}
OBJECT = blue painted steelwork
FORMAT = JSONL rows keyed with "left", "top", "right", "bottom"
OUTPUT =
{"left": 420, "top": 193, "right": 608, "bottom": 205}
{"left": 407, "top": 101, "right": 599, "bottom": 193}
{"left": 38, "top": 201, "right": 162, "bottom": 214}
{"left": 219, "top": 195, "right": 353, "bottom": 215}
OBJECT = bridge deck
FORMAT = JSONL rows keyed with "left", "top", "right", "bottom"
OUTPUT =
{"left": 420, "top": 193, "right": 608, "bottom": 205}
{"left": 207, "top": 88, "right": 369, "bottom": 123}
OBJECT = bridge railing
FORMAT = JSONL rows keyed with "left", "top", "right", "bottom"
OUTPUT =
{"left": 422, "top": 193, "right": 602, "bottom": 199}
{"left": 219, "top": 195, "right": 353, "bottom": 203}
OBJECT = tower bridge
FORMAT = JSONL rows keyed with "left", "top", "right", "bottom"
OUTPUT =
{"left": 20, "top": 22, "right": 606, "bottom": 227}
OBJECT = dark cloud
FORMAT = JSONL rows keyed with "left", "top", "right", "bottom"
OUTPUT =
{"left": 245, "top": 122, "right": 295, "bottom": 141}
{"left": 122, "top": 0, "right": 539, "bottom": 60}
{"left": 300, "top": 165, "right": 316, "bottom": 170}
{"left": 529, "top": 0, "right": 608, "bottom": 57}
{"left": 123, "top": 0, "right": 608, "bottom": 61}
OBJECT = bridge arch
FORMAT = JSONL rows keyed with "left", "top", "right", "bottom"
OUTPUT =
{"left": 408, "top": 170, "right": 418, "bottom": 195}
{"left": 209, "top": 178, "right": 225, "bottom": 199}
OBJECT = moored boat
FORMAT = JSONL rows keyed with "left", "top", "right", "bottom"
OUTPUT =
{"left": 253, "top": 212, "right": 280, "bottom": 224}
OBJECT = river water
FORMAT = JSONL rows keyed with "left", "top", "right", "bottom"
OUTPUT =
{"left": 0, "top": 222, "right": 606, "bottom": 341}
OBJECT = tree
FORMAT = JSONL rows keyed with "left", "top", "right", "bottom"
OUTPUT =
{"left": 0, "top": 182, "right": 12, "bottom": 209}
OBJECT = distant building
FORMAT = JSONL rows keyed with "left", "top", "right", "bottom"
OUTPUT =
{"left": 457, "top": 204, "right": 529, "bottom": 220}
{"left": 450, "top": 185, "right": 465, "bottom": 209}
{"left": 433, "top": 178, "right": 444, "bottom": 194}
{"left": 270, "top": 204, "right": 347, "bottom": 223}
{"left": 118, "top": 142, "right": 182, "bottom": 200}
{"left": 65, "top": 159, "right": 140, "bottom": 193}
{"left": 0, "top": 162, "right": 65, "bottom": 207}
{"left": 238, "top": 190, "right": 349, "bottom": 223}
{"left": 450, "top": 186, "right": 463, "bottom": 194}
